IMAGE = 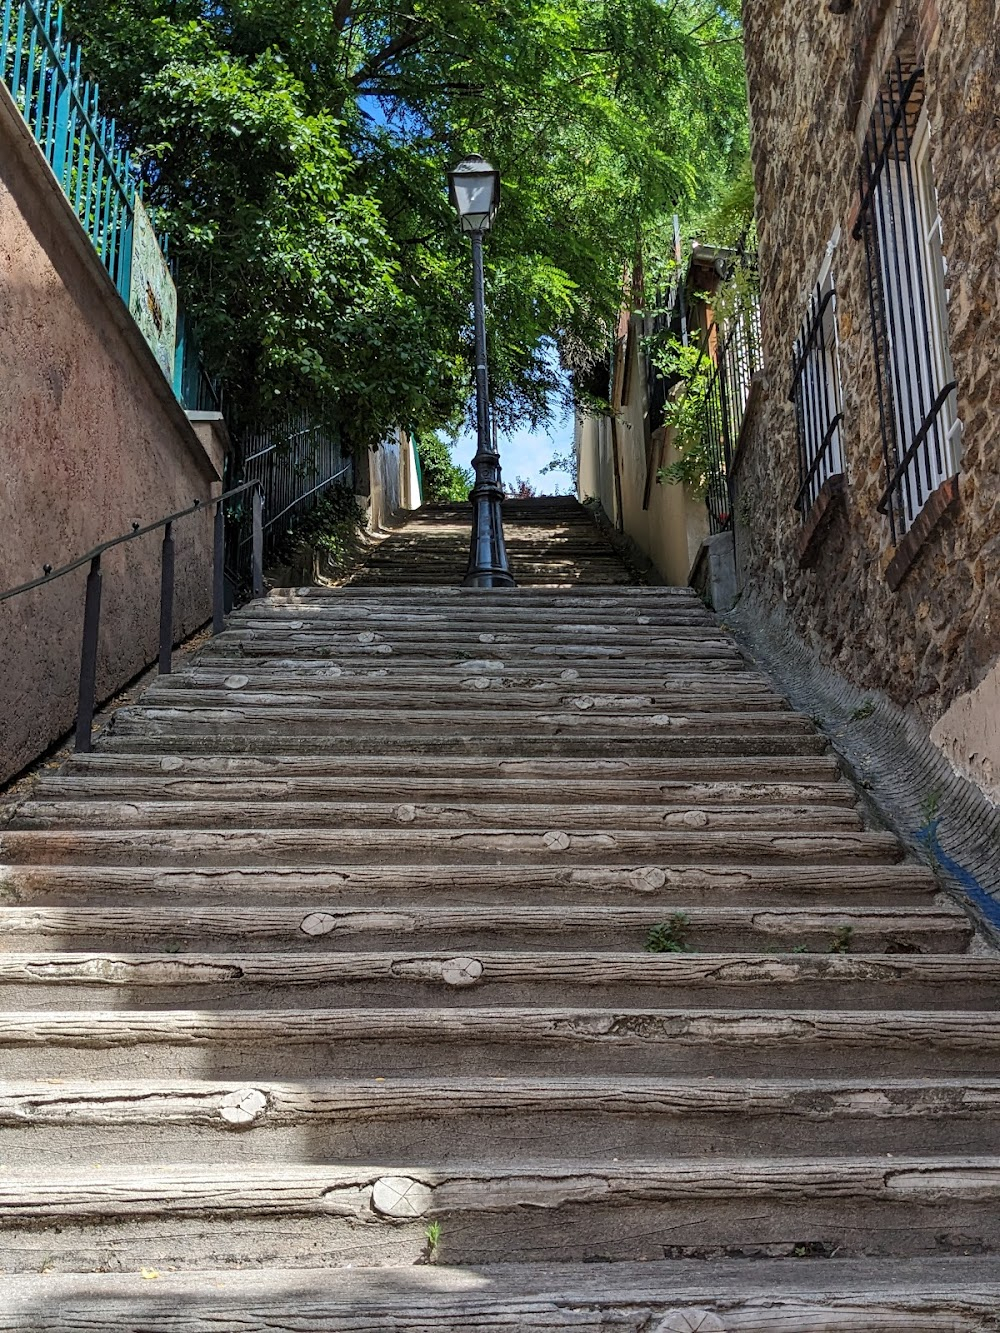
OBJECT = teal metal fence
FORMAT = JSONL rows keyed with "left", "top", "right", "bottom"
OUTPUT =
{"left": 0, "top": 0, "right": 142, "bottom": 301}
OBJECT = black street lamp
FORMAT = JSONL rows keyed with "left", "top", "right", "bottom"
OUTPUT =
{"left": 447, "top": 154, "right": 515, "bottom": 588}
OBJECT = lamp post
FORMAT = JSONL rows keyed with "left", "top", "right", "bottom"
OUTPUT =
{"left": 447, "top": 154, "right": 515, "bottom": 588}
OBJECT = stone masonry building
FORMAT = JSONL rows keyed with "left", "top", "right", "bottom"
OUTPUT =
{"left": 733, "top": 0, "right": 1000, "bottom": 803}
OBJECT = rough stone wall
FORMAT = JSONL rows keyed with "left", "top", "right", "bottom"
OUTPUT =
{"left": 0, "top": 84, "right": 220, "bottom": 783}
{"left": 737, "top": 0, "right": 1000, "bottom": 797}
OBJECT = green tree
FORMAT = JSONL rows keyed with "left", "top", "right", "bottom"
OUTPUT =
{"left": 62, "top": 0, "right": 748, "bottom": 445}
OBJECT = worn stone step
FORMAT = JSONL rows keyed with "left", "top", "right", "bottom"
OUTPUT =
{"left": 0, "top": 828, "right": 901, "bottom": 866}
{"left": 1, "top": 1156, "right": 1000, "bottom": 1269}
{"left": 14, "top": 799, "right": 865, "bottom": 835}
{"left": 0, "top": 949, "right": 993, "bottom": 1010}
{"left": 208, "top": 632, "right": 743, "bottom": 661}
{"left": 239, "top": 604, "right": 717, "bottom": 627}
{"left": 98, "top": 727, "right": 830, "bottom": 759}
{"left": 141, "top": 685, "right": 792, "bottom": 715}
{"left": 1, "top": 1007, "right": 996, "bottom": 1079}
{"left": 198, "top": 653, "right": 752, "bottom": 676}
{"left": 149, "top": 669, "right": 779, "bottom": 698}
{"left": 228, "top": 616, "right": 727, "bottom": 643}
{"left": 272, "top": 584, "right": 698, "bottom": 600}
{"left": 109, "top": 706, "right": 817, "bottom": 738}
{"left": 4, "top": 1075, "right": 997, "bottom": 1162}
{"left": 0, "top": 861, "right": 939, "bottom": 908}
{"left": 4, "top": 1258, "right": 1000, "bottom": 1331}
{"left": 34, "top": 774, "right": 859, "bottom": 809}
{"left": 0, "top": 903, "right": 968, "bottom": 952}
{"left": 61, "top": 751, "right": 845, "bottom": 784}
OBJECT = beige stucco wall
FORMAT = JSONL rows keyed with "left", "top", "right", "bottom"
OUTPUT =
{"left": 0, "top": 84, "right": 221, "bottom": 783}
{"left": 737, "top": 0, "right": 1000, "bottom": 804}
{"left": 575, "top": 322, "right": 708, "bottom": 586}
{"left": 362, "top": 429, "right": 421, "bottom": 531}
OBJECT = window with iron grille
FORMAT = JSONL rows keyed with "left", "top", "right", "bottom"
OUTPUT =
{"left": 791, "top": 272, "right": 845, "bottom": 518}
{"left": 854, "top": 54, "right": 961, "bottom": 541}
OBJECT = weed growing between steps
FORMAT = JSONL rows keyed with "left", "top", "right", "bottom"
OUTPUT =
{"left": 267, "top": 485, "right": 369, "bottom": 586}
{"left": 644, "top": 914, "right": 692, "bottom": 953}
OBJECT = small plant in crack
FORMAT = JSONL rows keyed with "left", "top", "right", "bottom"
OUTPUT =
{"left": 423, "top": 1220, "right": 442, "bottom": 1262}
{"left": 921, "top": 788, "right": 942, "bottom": 822}
{"left": 828, "top": 925, "right": 853, "bottom": 954}
{"left": 645, "top": 913, "right": 692, "bottom": 953}
{"left": 850, "top": 698, "right": 876, "bottom": 722}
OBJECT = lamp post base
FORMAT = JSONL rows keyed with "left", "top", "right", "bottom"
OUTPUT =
{"left": 463, "top": 491, "right": 515, "bottom": 587}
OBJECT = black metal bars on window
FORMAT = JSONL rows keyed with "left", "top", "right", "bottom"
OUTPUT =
{"left": 790, "top": 279, "right": 845, "bottom": 517}
{"left": 854, "top": 55, "right": 958, "bottom": 541}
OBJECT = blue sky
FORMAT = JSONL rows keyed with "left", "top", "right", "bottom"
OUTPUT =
{"left": 452, "top": 399, "right": 575, "bottom": 496}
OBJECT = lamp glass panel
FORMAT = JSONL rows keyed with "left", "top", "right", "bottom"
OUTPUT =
{"left": 453, "top": 173, "right": 495, "bottom": 229}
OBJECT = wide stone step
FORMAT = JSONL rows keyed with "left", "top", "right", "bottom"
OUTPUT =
{"left": 61, "top": 752, "right": 846, "bottom": 784}
{"left": 228, "top": 615, "right": 725, "bottom": 640}
{"left": 0, "top": 828, "right": 901, "bottom": 866}
{"left": 13, "top": 798, "right": 865, "bottom": 834}
{"left": 97, "top": 728, "right": 830, "bottom": 759}
{"left": 0, "top": 903, "right": 967, "bottom": 952}
{"left": 106, "top": 703, "right": 816, "bottom": 746}
{"left": 0, "top": 861, "right": 940, "bottom": 908}
{"left": 34, "top": 774, "right": 860, "bottom": 809}
{"left": 4, "top": 1075, "right": 997, "bottom": 1161}
{"left": 207, "top": 632, "right": 743, "bottom": 660}
{"left": 197, "top": 653, "right": 752, "bottom": 677}
{"left": 1, "top": 1007, "right": 996, "bottom": 1079}
{"left": 139, "top": 686, "right": 793, "bottom": 714}
{"left": 4, "top": 1258, "right": 1000, "bottom": 1331}
{"left": 0, "top": 950, "right": 993, "bottom": 1009}
{"left": 239, "top": 605, "right": 717, "bottom": 627}
{"left": 1, "top": 1157, "right": 1000, "bottom": 1269}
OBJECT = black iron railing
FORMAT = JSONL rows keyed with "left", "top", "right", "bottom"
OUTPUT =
{"left": 700, "top": 296, "right": 761, "bottom": 533}
{"left": 854, "top": 54, "right": 960, "bottom": 540}
{"left": 239, "top": 414, "right": 353, "bottom": 564}
{"left": 791, "top": 277, "right": 845, "bottom": 517}
{"left": 0, "top": 480, "right": 264, "bottom": 753}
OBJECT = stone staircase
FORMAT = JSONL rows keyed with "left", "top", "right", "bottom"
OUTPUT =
{"left": 2, "top": 498, "right": 1000, "bottom": 1329}
{"left": 352, "top": 495, "right": 632, "bottom": 586}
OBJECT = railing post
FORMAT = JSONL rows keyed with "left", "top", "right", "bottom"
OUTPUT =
{"left": 74, "top": 555, "right": 103, "bottom": 752}
{"left": 251, "top": 486, "right": 264, "bottom": 598}
{"left": 213, "top": 499, "right": 225, "bottom": 635}
{"left": 158, "top": 520, "right": 175, "bottom": 674}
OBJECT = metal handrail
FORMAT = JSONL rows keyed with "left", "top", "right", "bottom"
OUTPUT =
{"left": 0, "top": 479, "right": 265, "bottom": 753}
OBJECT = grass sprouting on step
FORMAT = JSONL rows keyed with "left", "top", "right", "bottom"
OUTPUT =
{"left": 828, "top": 925, "right": 853, "bottom": 954}
{"left": 645, "top": 913, "right": 692, "bottom": 954}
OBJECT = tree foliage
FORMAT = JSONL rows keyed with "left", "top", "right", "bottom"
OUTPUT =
{"left": 62, "top": 0, "right": 748, "bottom": 445}
{"left": 415, "top": 432, "right": 474, "bottom": 502}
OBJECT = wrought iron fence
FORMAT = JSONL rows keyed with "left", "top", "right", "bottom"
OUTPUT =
{"left": 238, "top": 414, "right": 354, "bottom": 567}
{"left": 699, "top": 295, "right": 761, "bottom": 534}
{"left": 1, "top": 0, "right": 140, "bottom": 300}
{"left": 1, "top": 0, "right": 222, "bottom": 413}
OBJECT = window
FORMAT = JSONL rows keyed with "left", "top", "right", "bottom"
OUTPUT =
{"left": 791, "top": 269, "right": 845, "bottom": 518}
{"left": 855, "top": 56, "right": 960, "bottom": 541}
